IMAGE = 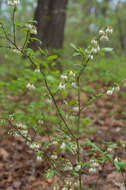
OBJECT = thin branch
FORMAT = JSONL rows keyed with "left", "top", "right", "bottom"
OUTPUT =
{"left": 2, "top": 25, "right": 18, "bottom": 49}
{"left": 43, "top": 72, "right": 76, "bottom": 140}
{"left": 75, "top": 57, "right": 90, "bottom": 190}
{"left": 22, "top": 31, "right": 30, "bottom": 52}
{"left": 121, "top": 171, "right": 126, "bottom": 189}
{"left": 12, "top": 7, "right": 16, "bottom": 44}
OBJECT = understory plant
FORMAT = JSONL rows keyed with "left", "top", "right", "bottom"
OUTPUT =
{"left": 0, "top": 1, "right": 126, "bottom": 190}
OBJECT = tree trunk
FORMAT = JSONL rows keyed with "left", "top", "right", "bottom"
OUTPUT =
{"left": 31, "top": 0, "right": 68, "bottom": 50}
{"left": 0, "top": 0, "right": 4, "bottom": 9}
{"left": 101, "top": 0, "right": 111, "bottom": 16}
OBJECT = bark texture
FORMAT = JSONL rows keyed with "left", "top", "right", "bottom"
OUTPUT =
{"left": 31, "top": 0, "right": 68, "bottom": 50}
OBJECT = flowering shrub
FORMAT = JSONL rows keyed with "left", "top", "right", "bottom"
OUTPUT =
{"left": 0, "top": 1, "right": 126, "bottom": 189}
{"left": 8, "top": 0, "right": 20, "bottom": 6}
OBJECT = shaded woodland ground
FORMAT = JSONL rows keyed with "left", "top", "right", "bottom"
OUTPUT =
{"left": 0, "top": 81, "right": 126, "bottom": 190}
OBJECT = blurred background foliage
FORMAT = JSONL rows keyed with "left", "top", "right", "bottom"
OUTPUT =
{"left": 0, "top": 0, "right": 126, "bottom": 83}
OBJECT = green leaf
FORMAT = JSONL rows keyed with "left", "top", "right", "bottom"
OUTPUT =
{"left": 114, "top": 162, "right": 121, "bottom": 172}
{"left": 47, "top": 55, "right": 58, "bottom": 60}
{"left": 81, "top": 117, "right": 93, "bottom": 126}
{"left": 101, "top": 47, "right": 113, "bottom": 52}
{"left": 100, "top": 51, "right": 105, "bottom": 56}
{"left": 83, "top": 86, "right": 96, "bottom": 93}
{"left": 14, "top": 20, "right": 24, "bottom": 27}
{"left": 86, "top": 140, "right": 101, "bottom": 152}
{"left": 39, "top": 47, "right": 48, "bottom": 56}
{"left": 68, "top": 99, "right": 77, "bottom": 106}
{"left": 118, "top": 161, "right": 126, "bottom": 169}
{"left": 46, "top": 169, "right": 55, "bottom": 178}
{"left": 30, "top": 37, "right": 42, "bottom": 44}
{"left": 65, "top": 144, "right": 71, "bottom": 152}
{"left": 107, "top": 154, "right": 113, "bottom": 163}
{"left": 47, "top": 75, "right": 56, "bottom": 83}
{"left": 70, "top": 43, "right": 79, "bottom": 51}
{"left": 114, "top": 160, "right": 126, "bottom": 172}
{"left": 79, "top": 48, "right": 85, "bottom": 55}
{"left": 73, "top": 52, "right": 81, "bottom": 57}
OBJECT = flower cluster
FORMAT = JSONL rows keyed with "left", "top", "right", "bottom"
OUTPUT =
{"left": 36, "top": 152, "right": 43, "bottom": 161}
{"left": 73, "top": 107, "right": 79, "bottom": 112}
{"left": 17, "top": 123, "right": 28, "bottom": 137}
{"left": 13, "top": 48, "right": 21, "bottom": 54}
{"left": 114, "top": 157, "right": 119, "bottom": 163}
{"left": 106, "top": 86, "right": 120, "bottom": 95}
{"left": 25, "top": 23, "right": 37, "bottom": 35}
{"left": 38, "top": 119, "right": 44, "bottom": 125}
{"left": 89, "top": 159, "right": 99, "bottom": 173}
{"left": 60, "top": 178, "right": 79, "bottom": 190}
{"left": 35, "top": 68, "right": 40, "bottom": 73}
{"left": 63, "top": 160, "right": 73, "bottom": 171}
{"left": 52, "top": 140, "right": 58, "bottom": 145}
{"left": 62, "top": 187, "right": 72, "bottom": 190}
{"left": 58, "top": 71, "right": 76, "bottom": 90}
{"left": 91, "top": 40, "right": 100, "bottom": 54}
{"left": 69, "top": 142, "right": 78, "bottom": 155}
{"left": 58, "top": 82, "right": 66, "bottom": 90}
{"left": 8, "top": 120, "right": 43, "bottom": 161}
{"left": 74, "top": 164, "right": 81, "bottom": 171}
{"left": 85, "top": 41, "right": 99, "bottom": 60}
{"left": 28, "top": 142, "right": 40, "bottom": 149}
{"left": 60, "top": 140, "right": 78, "bottom": 155}
{"left": 50, "top": 153, "right": 58, "bottom": 160}
{"left": 85, "top": 26, "right": 113, "bottom": 60}
{"left": 8, "top": 0, "right": 20, "bottom": 6}
{"left": 99, "top": 26, "right": 113, "bottom": 41}
{"left": 16, "top": 122, "right": 27, "bottom": 129}
{"left": 53, "top": 184, "right": 59, "bottom": 190}
{"left": 107, "top": 147, "right": 113, "bottom": 152}
{"left": 8, "top": 122, "right": 29, "bottom": 140}
{"left": 26, "top": 137, "right": 42, "bottom": 161}
{"left": 26, "top": 83, "right": 35, "bottom": 90}
{"left": 27, "top": 141, "right": 42, "bottom": 161}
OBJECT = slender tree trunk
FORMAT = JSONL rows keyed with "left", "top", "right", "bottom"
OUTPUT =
{"left": 31, "top": 0, "right": 68, "bottom": 50}
{"left": 101, "top": 0, "right": 111, "bottom": 16}
{"left": 115, "top": 0, "right": 126, "bottom": 55}
{"left": 0, "top": 0, "right": 4, "bottom": 9}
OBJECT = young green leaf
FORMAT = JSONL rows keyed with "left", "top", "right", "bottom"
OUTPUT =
{"left": 101, "top": 47, "right": 113, "bottom": 52}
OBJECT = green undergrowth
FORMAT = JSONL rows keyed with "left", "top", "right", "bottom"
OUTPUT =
{"left": 86, "top": 56, "right": 126, "bottom": 83}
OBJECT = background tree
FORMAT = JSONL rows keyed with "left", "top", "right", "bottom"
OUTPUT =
{"left": 114, "top": 0, "right": 126, "bottom": 55}
{"left": 30, "top": 0, "right": 68, "bottom": 50}
{"left": 1, "top": 0, "right": 126, "bottom": 56}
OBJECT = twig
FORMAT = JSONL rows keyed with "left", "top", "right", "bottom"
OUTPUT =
{"left": 76, "top": 58, "right": 89, "bottom": 190}
{"left": 22, "top": 31, "right": 30, "bottom": 52}
{"left": 12, "top": 7, "right": 16, "bottom": 45}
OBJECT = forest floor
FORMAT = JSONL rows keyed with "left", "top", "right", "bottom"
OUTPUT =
{"left": 0, "top": 82, "right": 126, "bottom": 190}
